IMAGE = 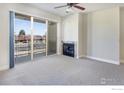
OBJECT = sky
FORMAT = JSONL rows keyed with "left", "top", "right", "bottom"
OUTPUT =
{"left": 15, "top": 18, "right": 46, "bottom": 36}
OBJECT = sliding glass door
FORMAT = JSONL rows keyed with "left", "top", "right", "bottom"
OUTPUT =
{"left": 13, "top": 12, "right": 57, "bottom": 65}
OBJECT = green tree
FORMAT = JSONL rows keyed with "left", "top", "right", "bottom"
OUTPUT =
{"left": 19, "top": 29, "right": 26, "bottom": 36}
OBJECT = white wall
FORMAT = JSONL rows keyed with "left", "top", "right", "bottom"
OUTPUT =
{"left": 0, "top": 4, "right": 61, "bottom": 70}
{"left": 62, "top": 14, "right": 78, "bottom": 42}
{"left": 87, "top": 7, "right": 120, "bottom": 64}
{"left": 120, "top": 7, "right": 124, "bottom": 63}
{"left": 0, "top": 5, "right": 10, "bottom": 70}
{"left": 78, "top": 13, "right": 87, "bottom": 58}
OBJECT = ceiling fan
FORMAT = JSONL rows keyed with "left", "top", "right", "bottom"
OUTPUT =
{"left": 54, "top": 3, "right": 85, "bottom": 13}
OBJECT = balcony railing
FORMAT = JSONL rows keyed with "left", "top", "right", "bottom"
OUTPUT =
{"left": 14, "top": 35, "right": 46, "bottom": 57}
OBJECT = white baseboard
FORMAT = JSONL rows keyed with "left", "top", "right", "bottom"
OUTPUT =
{"left": 0, "top": 65, "right": 9, "bottom": 71}
{"left": 86, "top": 56, "right": 119, "bottom": 65}
{"left": 78, "top": 55, "right": 86, "bottom": 58}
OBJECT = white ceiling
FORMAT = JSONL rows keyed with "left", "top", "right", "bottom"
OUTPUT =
{"left": 28, "top": 3, "right": 124, "bottom": 17}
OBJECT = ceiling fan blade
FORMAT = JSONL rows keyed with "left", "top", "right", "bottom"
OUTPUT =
{"left": 73, "top": 5, "right": 85, "bottom": 11}
{"left": 54, "top": 5, "right": 68, "bottom": 9}
{"left": 67, "top": 3, "right": 79, "bottom": 6}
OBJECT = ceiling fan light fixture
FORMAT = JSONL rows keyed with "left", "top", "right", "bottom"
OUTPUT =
{"left": 66, "top": 7, "right": 73, "bottom": 13}
{"left": 54, "top": 3, "right": 85, "bottom": 14}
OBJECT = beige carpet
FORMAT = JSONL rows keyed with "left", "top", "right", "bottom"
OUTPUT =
{"left": 0, "top": 55, "right": 124, "bottom": 85}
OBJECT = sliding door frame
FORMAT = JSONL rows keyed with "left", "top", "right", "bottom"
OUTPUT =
{"left": 31, "top": 16, "right": 34, "bottom": 60}
{"left": 10, "top": 11, "right": 58, "bottom": 68}
{"left": 46, "top": 20, "right": 48, "bottom": 56}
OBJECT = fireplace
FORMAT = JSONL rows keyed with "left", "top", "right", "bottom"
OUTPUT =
{"left": 63, "top": 42, "right": 74, "bottom": 57}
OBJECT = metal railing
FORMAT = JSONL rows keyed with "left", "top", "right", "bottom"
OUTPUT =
{"left": 14, "top": 39, "right": 46, "bottom": 57}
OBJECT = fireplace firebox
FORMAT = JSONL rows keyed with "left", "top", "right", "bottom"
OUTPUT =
{"left": 63, "top": 42, "right": 74, "bottom": 57}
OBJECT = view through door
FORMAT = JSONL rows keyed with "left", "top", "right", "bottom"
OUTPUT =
{"left": 33, "top": 18, "right": 47, "bottom": 60}
{"left": 14, "top": 14, "right": 31, "bottom": 64}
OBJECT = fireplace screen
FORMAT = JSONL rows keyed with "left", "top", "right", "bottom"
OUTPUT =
{"left": 63, "top": 43, "right": 74, "bottom": 57}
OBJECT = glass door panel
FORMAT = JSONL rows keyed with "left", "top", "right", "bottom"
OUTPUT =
{"left": 33, "top": 18, "right": 47, "bottom": 59}
{"left": 14, "top": 14, "right": 31, "bottom": 64}
{"left": 47, "top": 21, "right": 57, "bottom": 55}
